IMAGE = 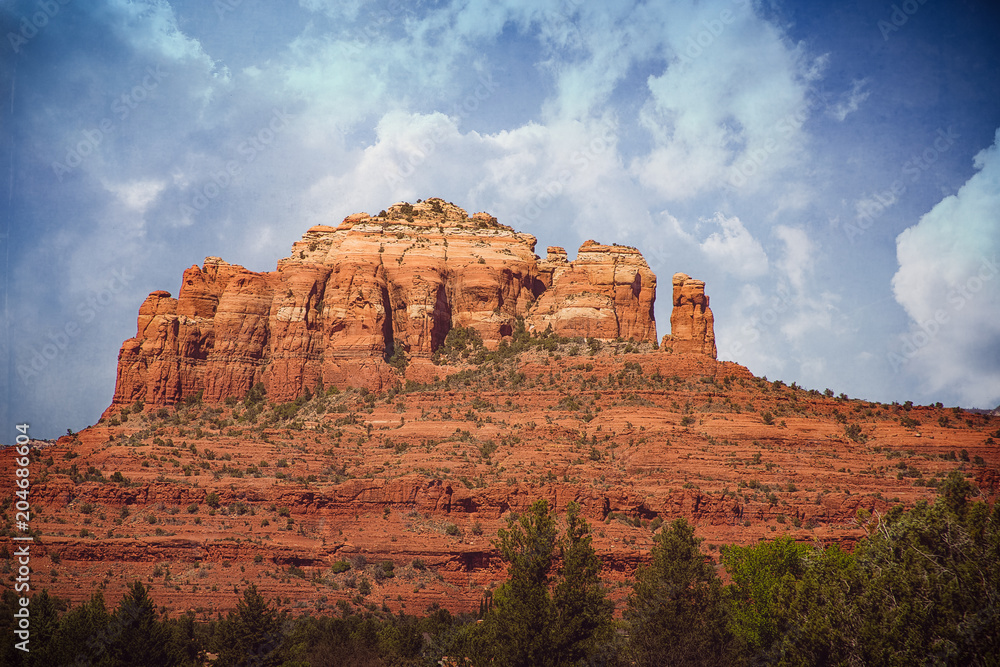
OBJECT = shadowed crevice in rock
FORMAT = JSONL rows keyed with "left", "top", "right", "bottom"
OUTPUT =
{"left": 381, "top": 282, "right": 396, "bottom": 364}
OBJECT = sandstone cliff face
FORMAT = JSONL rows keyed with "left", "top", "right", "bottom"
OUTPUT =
{"left": 662, "top": 272, "right": 716, "bottom": 358}
{"left": 107, "top": 199, "right": 669, "bottom": 412}
{"left": 529, "top": 241, "right": 657, "bottom": 342}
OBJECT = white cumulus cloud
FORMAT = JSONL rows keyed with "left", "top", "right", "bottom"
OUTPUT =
{"left": 891, "top": 127, "right": 1000, "bottom": 407}
{"left": 698, "top": 212, "right": 769, "bottom": 278}
{"left": 631, "top": 0, "right": 818, "bottom": 199}
{"left": 773, "top": 225, "right": 814, "bottom": 291}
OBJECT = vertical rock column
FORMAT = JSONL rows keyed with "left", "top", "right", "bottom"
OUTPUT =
{"left": 662, "top": 273, "right": 716, "bottom": 357}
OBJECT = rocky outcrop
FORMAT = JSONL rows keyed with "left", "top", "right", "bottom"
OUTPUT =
{"left": 661, "top": 272, "right": 716, "bottom": 358}
{"left": 529, "top": 241, "right": 657, "bottom": 342}
{"left": 106, "top": 199, "right": 666, "bottom": 413}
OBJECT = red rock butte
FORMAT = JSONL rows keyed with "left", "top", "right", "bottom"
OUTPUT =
{"left": 106, "top": 198, "right": 714, "bottom": 414}
{"left": 10, "top": 199, "right": 997, "bottom": 619}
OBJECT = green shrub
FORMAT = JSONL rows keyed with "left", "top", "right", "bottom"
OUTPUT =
{"left": 387, "top": 343, "right": 409, "bottom": 371}
{"left": 844, "top": 423, "right": 867, "bottom": 443}
{"left": 243, "top": 382, "right": 267, "bottom": 406}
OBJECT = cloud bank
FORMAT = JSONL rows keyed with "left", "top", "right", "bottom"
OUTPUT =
{"left": 892, "top": 129, "right": 1000, "bottom": 406}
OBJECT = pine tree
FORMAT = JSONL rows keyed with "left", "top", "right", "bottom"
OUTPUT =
{"left": 163, "top": 612, "right": 201, "bottom": 666}
{"left": 478, "top": 499, "right": 558, "bottom": 665}
{"left": 625, "top": 518, "right": 734, "bottom": 666}
{"left": 52, "top": 591, "right": 113, "bottom": 666}
{"left": 837, "top": 476, "right": 999, "bottom": 665}
{"left": 474, "top": 499, "right": 614, "bottom": 666}
{"left": 217, "top": 584, "right": 284, "bottom": 666}
{"left": 110, "top": 581, "right": 173, "bottom": 666}
{"left": 551, "top": 501, "right": 614, "bottom": 663}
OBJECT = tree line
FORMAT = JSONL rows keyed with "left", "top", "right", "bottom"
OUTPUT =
{"left": 2, "top": 472, "right": 997, "bottom": 665}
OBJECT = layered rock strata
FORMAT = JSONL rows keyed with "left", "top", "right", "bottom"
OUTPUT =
{"left": 529, "top": 242, "right": 657, "bottom": 342}
{"left": 107, "top": 199, "right": 687, "bottom": 411}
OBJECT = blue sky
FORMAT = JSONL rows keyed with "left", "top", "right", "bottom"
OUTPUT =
{"left": 2, "top": 0, "right": 998, "bottom": 439}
